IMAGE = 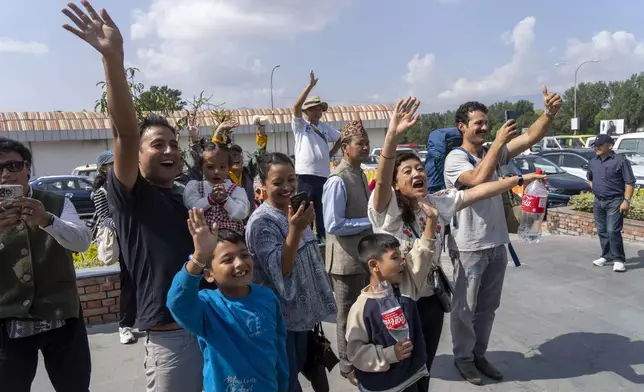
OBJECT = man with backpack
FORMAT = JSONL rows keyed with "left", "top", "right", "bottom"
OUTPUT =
{"left": 441, "top": 87, "right": 562, "bottom": 385}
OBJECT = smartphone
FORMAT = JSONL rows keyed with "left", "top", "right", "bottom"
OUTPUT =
{"left": 0, "top": 184, "right": 23, "bottom": 210}
{"left": 0, "top": 184, "right": 22, "bottom": 200}
{"left": 290, "top": 191, "right": 310, "bottom": 212}
{"left": 504, "top": 110, "right": 517, "bottom": 122}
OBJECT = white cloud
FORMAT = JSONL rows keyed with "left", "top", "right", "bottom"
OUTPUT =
{"left": 0, "top": 38, "right": 48, "bottom": 55}
{"left": 128, "top": 0, "right": 349, "bottom": 108}
{"left": 404, "top": 53, "right": 436, "bottom": 86}
{"left": 437, "top": 17, "right": 536, "bottom": 101}
{"left": 556, "top": 30, "right": 644, "bottom": 80}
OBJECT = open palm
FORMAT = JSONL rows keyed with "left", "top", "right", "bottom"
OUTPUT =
{"left": 388, "top": 97, "right": 421, "bottom": 137}
{"left": 62, "top": 1, "right": 123, "bottom": 57}
{"left": 188, "top": 208, "right": 218, "bottom": 259}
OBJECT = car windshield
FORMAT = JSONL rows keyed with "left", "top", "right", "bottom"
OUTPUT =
{"left": 619, "top": 152, "right": 644, "bottom": 165}
{"left": 418, "top": 151, "right": 427, "bottom": 161}
{"left": 512, "top": 156, "right": 565, "bottom": 175}
{"left": 363, "top": 155, "right": 379, "bottom": 165}
{"left": 557, "top": 137, "right": 586, "bottom": 148}
{"left": 575, "top": 150, "right": 597, "bottom": 160}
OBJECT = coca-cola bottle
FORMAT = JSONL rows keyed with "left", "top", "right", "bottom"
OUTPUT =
{"left": 518, "top": 169, "right": 548, "bottom": 244}
{"left": 373, "top": 281, "right": 410, "bottom": 342}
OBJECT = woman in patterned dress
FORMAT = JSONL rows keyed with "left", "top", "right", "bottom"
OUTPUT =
{"left": 246, "top": 152, "right": 336, "bottom": 392}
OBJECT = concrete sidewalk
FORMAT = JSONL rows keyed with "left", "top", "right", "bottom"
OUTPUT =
{"left": 32, "top": 234, "right": 644, "bottom": 391}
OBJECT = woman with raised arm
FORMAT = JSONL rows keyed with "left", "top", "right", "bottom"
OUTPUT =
{"left": 368, "top": 97, "right": 545, "bottom": 383}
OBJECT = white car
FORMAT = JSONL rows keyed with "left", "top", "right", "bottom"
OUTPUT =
{"left": 370, "top": 147, "right": 415, "bottom": 156}
{"left": 72, "top": 164, "right": 98, "bottom": 179}
{"left": 539, "top": 149, "right": 644, "bottom": 189}
{"left": 361, "top": 155, "right": 379, "bottom": 170}
{"left": 614, "top": 132, "right": 644, "bottom": 153}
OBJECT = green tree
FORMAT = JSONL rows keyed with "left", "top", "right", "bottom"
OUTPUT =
{"left": 138, "top": 85, "right": 187, "bottom": 113}
{"left": 95, "top": 67, "right": 232, "bottom": 136}
{"left": 609, "top": 73, "right": 644, "bottom": 130}
{"left": 559, "top": 81, "right": 610, "bottom": 134}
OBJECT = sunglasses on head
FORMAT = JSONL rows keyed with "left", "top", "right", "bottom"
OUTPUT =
{"left": 0, "top": 161, "right": 27, "bottom": 173}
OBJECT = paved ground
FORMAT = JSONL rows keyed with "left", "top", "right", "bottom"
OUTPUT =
{"left": 32, "top": 234, "right": 644, "bottom": 392}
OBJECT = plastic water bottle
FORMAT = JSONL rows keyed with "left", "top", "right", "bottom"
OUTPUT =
{"left": 373, "top": 281, "right": 410, "bottom": 341}
{"left": 518, "top": 169, "right": 548, "bottom": 244}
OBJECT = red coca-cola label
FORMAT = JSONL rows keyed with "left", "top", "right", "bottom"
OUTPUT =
{"left": 381, "top": 306, "right": 407, "bottom": 330}
{"left": 521, "top": 194, "right": 546, "bottom": 214}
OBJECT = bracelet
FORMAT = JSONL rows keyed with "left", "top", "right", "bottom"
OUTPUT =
{"left": 189, "top": 254, "right": 207, "bottom": 269}
{"left": 380, "top": 152, "right": 394, "bottom": 160}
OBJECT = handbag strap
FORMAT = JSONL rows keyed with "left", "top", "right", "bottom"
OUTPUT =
{"left": 309, "top": 123, "right": 328, "bottom": 143}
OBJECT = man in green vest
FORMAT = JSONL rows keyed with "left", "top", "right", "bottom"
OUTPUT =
{"left": 322, "top": 119, "right": 373, "bottom": 385}
{"left": 0, "top": 137, "right": 92, "bottom": 391}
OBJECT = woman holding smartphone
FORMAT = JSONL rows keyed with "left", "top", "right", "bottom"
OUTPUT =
{"left": 246, "top": 152, "right": 336, "bottom": 392}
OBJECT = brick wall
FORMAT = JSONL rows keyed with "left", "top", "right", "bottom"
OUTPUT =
{"left": 546, "top": 206, "right": 644, "bottom": 242}
{"left": 77, "top": 273, "right": 121, "bottom": 325}
{"left": 76, "top": 245, "right": 326, "bottom": 326}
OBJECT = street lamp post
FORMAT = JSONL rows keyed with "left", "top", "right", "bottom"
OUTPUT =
{"left": 270, "top": 65, "right": 280, "bottom": 152}
{"left": 573, "top": 59, "right": 600, "bottom": 121}
{"left": 555, "top": 60, "right": 600, "bottom": 134}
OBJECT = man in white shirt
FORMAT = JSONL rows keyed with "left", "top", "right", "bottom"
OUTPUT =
{"left": 291, "top": 70, "right": 342, "bottom": 242}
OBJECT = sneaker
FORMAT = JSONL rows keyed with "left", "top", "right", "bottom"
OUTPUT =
{"left": 592, "top": 257, "right": 607, "bottom": 267}
{"left": 454, "top": 361, "right": 483, "bottom": 385}
{"left": 474, "top": 357, "right": 503, "bottom": 381}
{"left": 341, "top": 369, "right": 358, "bottom": 386}
{"left": 613, "top": 261, "right": 626, "bottom": 272}
{"left": 119, "top": 327, "right": 137, "bottom": 344}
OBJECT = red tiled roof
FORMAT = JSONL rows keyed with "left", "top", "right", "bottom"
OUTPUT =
{"left": 0, "top": 104, "right": 393, "bottom": 132}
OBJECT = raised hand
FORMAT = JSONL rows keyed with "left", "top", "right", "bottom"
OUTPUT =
{"left": 542, "top": 86, "right": 562, "bottom": 116}
{"left": 187, "top": 208, "right": 218, "bottom": 264}
{"left": 387, "top": 97, "right": 421, "bottom": 138}
{"left": 187, "top": 117, "right": 200, "bottom": 139}
{"left": 309, "top": 70, "right": 318, "bottom": 88}
{"left": 495, "top": 120, "right": 518, "bottom": 144}
{"left": 62, "top": 1, "right": 123, "bottom": 57}
{"left": 213, "top": 120, "right": 239, "bottom": 141}
{"left": 288, "top": 203, "right": 315, "bottom": 235}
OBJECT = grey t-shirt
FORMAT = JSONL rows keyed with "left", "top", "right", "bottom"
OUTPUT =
{"left": 444, "top": 146, "right": 510, "bottom": 251}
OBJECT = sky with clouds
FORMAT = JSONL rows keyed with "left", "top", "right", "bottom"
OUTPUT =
{"left": 1, "top": 0, "right": 644, "bottom": 113}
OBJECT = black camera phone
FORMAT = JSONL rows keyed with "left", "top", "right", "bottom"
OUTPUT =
{"left": 504, "top": 110, "right": 517, "bottom": 121}
{"left": 290, "top": 191, "right": 310, "bottom": 212}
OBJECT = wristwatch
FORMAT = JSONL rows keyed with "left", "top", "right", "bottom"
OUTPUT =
{"left": 624, "top": 198, "right": 631, "bottom": 204}
{"left": 517, "top": 174, "right": 524, "bottom": 187}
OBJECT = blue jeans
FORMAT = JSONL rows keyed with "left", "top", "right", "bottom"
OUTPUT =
{"left": 286, "top": 330, "right": 310, "bottom": 392}
{"left": 593, "top": 197, "right": 626, "bottom": 262}
{"left": 297, "top": 175, "right": 326, "bottom": 241}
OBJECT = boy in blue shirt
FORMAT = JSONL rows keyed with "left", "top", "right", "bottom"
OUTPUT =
{"left": 168, "top": 208, "right": 288, "bottom": 392}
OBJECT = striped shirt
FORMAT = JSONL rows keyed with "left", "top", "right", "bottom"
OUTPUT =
{"left": 91, "top": 187, "right": 115, "bottom": 231}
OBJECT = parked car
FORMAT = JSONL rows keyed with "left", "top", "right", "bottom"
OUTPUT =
{"left": 537, "top": 148, "right": 644, "bottom": 189}
{"left": 530, "top": 135, "right": 593, "bottom": 153}
{"left": 72, "top": 164, "right": 98, "bottom": 179}
{"left": 614, "top": 132, "right": 644, "bottom": 153}
{"left": 29, "top": 175, "right": 95, "bottom": 218}
{"left": 361, "top": 154, "right": 379, "bottom": 170}
{"left": 501, "top": 155, "right": 591, "bottom": 208}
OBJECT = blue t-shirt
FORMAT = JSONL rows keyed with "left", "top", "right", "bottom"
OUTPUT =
{"left": 167, "top": 265, "right": 289, "bottom": 392}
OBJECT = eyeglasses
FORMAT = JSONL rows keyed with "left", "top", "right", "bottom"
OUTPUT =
{"left": 0, "top": 161, "right": 27, "bottom": 173}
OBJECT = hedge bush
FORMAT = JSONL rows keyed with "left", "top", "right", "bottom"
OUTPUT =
{"left": 569, "top": 189, "right": 644, "bottom": 221}
{"left": 72, "top": 243, "right": 106, "bottom": 269}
